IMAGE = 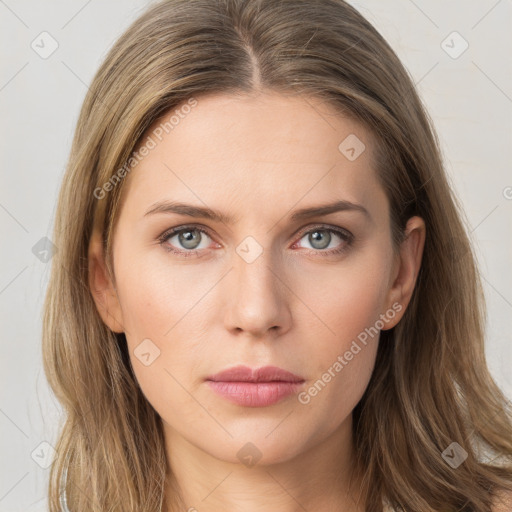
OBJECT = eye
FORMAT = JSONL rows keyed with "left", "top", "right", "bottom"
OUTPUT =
{"left": 158, "top": 224, "right": 354, "bottom": 257}
{"left": 158, "top": 226, "right": 215, "bottom": 256}
{"left": 293, "top": 225, "right": 353, "bottom": 255}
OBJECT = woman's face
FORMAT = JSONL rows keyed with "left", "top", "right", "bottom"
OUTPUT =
{"left": 90, "top": 91, "right": 423, "bottom": 466}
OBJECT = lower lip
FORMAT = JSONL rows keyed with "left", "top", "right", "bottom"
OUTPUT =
{"left": 206, "top": 381, "right": 304, "bottom": 407}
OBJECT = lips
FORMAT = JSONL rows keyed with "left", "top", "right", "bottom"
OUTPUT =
{"left": 205, "top": 365, "right": 305, "bottom": 407}
{"left": 206, "top": 365, "right": 304, "bottom": 383}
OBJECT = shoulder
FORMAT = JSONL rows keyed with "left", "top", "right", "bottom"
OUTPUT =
{"left": 492, "top": 489, "right": 512, "bottom": 512}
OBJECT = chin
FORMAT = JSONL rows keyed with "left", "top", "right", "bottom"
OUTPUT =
{"left": 209, "top": 431, "right": 309, "bottom": 467}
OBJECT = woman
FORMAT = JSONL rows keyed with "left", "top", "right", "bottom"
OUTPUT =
{"left": 42, "top": 0, "right": 512, "bottom": 510}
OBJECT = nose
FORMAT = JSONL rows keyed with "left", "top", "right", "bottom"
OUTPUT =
{"left": 223, "top": 247, "right": 292, "bottom": 339}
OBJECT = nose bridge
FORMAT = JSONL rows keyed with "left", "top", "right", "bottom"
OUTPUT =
{"left": 235, "top": 242, "right": 277, "bottom": 297}
{"left": 224, "top": 236, "right": 290, "bottom": 336}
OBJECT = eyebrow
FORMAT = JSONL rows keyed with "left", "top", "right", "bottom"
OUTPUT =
{"left": 143, "top": 199, "right": 370, "bottom": 224}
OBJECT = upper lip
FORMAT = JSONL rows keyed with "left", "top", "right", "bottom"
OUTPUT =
{"left": 206, "top": 365, "right": 304, "bottom": 383}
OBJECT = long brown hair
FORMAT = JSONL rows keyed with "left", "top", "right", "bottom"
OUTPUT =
{"left": 42, "top": 0, "right": 512, "bottom": 510}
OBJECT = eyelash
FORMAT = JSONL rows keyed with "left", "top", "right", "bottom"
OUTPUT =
{"left": 157, "top": 224, "right": 354, "bottom": 258}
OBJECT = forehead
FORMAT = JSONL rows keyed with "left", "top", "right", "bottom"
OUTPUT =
{"left": 117, "top": 91, "right": 383, "bottom": 221}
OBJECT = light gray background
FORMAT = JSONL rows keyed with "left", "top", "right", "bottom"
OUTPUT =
{"left": 1, "top": 1, "right": 511, "bottom": 510}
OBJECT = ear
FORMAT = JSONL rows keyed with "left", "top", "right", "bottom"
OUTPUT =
{"left": 88, "top": 230, "right": 125, "bottom": 333}
{"left": 382, "top": 216, "right": 426, "bottom": 330}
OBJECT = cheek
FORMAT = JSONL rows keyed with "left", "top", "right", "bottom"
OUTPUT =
{"left": 112, "top": 248, "right": 227, "bottom": 410}
{"left": 297, "top": 250, "right": 391, "bottom": 357}
{"left": 114, "top": 246, "right": 211, "bottom": 339}
{"left": 292, "top": 252, "right": 391, "bottom": 429}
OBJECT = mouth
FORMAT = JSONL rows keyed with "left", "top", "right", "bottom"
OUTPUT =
{"left": 205, "top": 365, "right": 305, "bottom": 407}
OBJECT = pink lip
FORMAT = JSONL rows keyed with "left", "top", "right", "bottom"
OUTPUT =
{"left": 206, "top": 365, "right": 305, "bottom": 407}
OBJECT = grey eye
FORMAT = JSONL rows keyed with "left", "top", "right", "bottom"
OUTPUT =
{"left": 298, "top": 229, "right": 346, "bottom": 251}
{"left": 168, "top": 229, "right": 211, "bottom": 250}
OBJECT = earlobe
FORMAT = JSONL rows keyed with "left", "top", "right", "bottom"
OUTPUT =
{"left": 383, "top": 216, "right": 426, "bottom": 330}
{"left": 88, "top": 230, "right": 125, "bottom": 333}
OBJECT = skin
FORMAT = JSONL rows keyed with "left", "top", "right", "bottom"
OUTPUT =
{"left": 89, "top": 91, "right": 426, "bottom": 512}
